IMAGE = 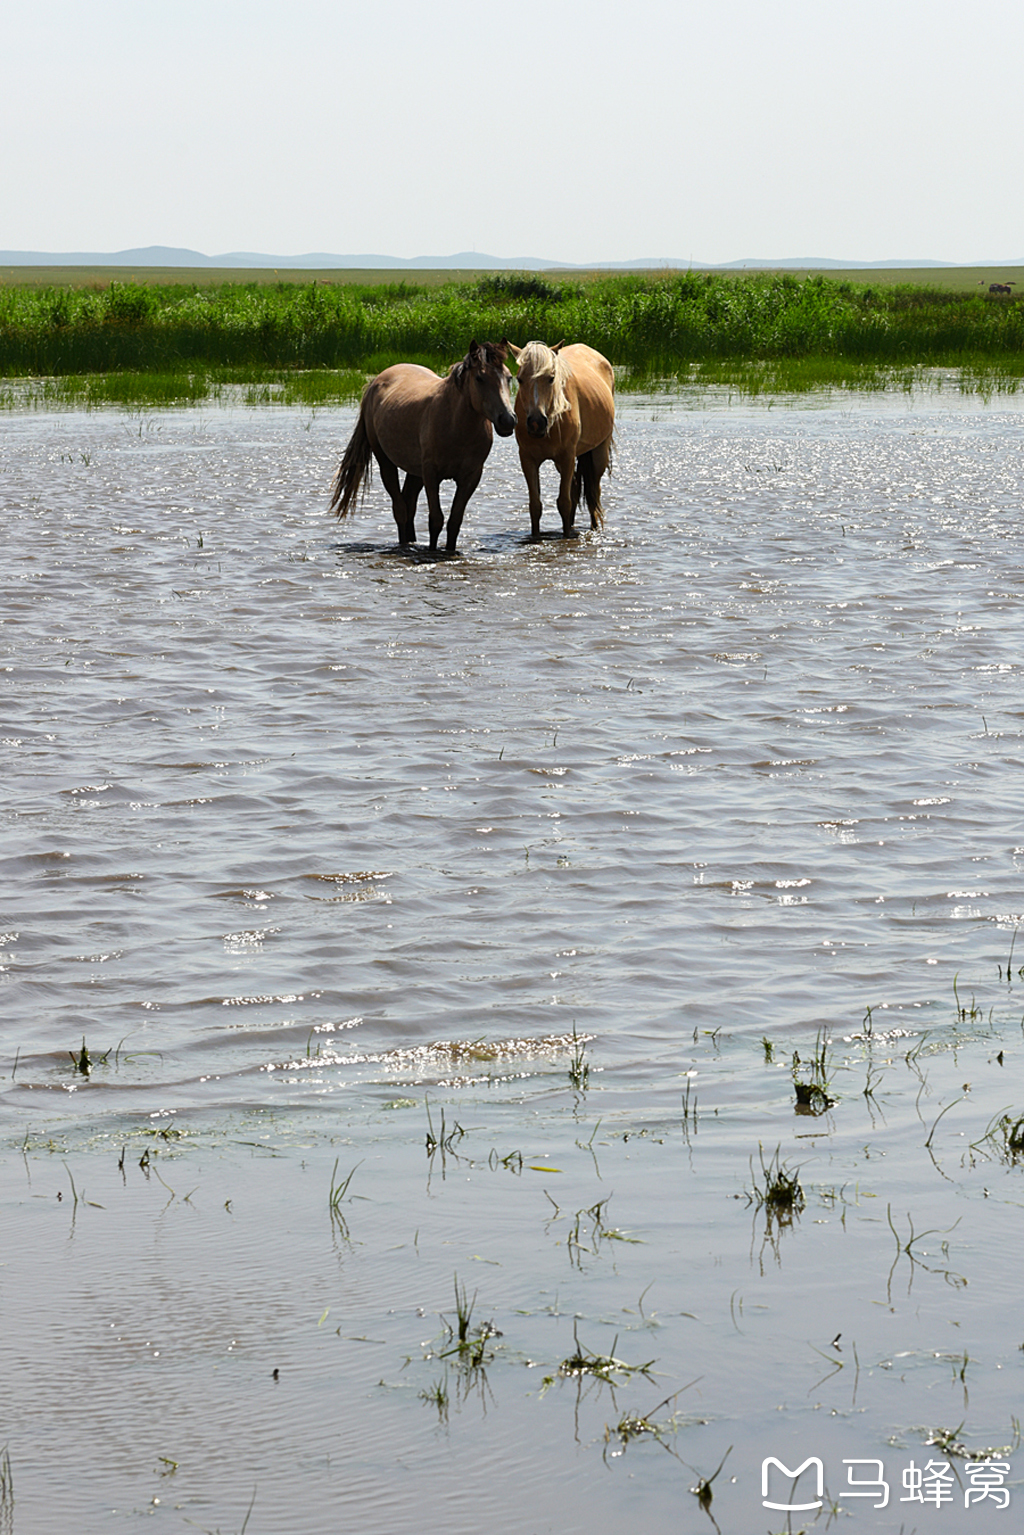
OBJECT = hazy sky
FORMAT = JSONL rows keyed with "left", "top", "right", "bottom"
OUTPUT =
{"left": 4, "top": 0, "right": 1021, "bottom": 265}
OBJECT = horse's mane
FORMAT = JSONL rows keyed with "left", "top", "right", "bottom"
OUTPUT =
{"left": 516, "top": 341, "right": 571, "bottom": 423}
{"left": 450, "top": 340, "right": 508, "bottom": 389}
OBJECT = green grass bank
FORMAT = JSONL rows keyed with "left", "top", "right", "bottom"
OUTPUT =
{"left": 2, "top": 269, "right": 1024, "bottom": 399}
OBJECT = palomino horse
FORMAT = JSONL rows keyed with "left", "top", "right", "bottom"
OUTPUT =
{"left": 330, "top": 340, "right": 515, "bottom": 553}
{"left": 508, "top": 341, "right": 615, "bottom": 537}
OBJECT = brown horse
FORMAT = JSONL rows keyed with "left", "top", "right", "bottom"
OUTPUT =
{"left": 508, "top": 341, "right": 615, "bottom": 538}
{"left": 330, "top": 340, "right": 515, "bottom": 552}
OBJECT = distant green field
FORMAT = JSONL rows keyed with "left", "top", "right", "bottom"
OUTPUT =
{"left": 732, "top": 265, "right": 1024, "bottom": 292}
{"left": 3, "top": 263, "right": 1022, "bottom": 292}
{"left": 0, "top": 265, "right": 489, "bottom": 290}
{"left": 2, "top": 267, "right": 1023, "bottom": 404}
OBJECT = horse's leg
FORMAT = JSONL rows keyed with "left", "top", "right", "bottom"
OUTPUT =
{"left": 443, "top": 467, "right": 483, "bottom": 554}
{"left": 569, "top": 458, "right": 582, "bottom": 528}
{"left": 554, "top": 449, "right": 577, "bottom": 537}
{"left": 587, "top": 437, "right": 612, "bottom": 528}
{"left": 519, "top": 451, "right": 544, "bottom": 538}
{"left": 401, "top": 473, "right": 423, "bottom": 544}
{"left": 375, "top": 451, "right": 412, "bottom": 543}
{"left": 423, "top": 467, "right": 446, "bottom": 551}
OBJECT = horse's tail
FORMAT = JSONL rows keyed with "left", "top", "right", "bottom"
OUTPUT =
{"left": 573, "top": 437, "right": 613, "bottom": 529}
{"left": 329, "top": 402, "right": 374, "bottom": 519}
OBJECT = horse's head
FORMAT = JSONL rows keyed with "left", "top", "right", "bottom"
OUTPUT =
{"left": 454, "top": 340, "right": 516, "bottom": 436}
{"left": 508, "top": 340, "right": 568, "bottom": 438}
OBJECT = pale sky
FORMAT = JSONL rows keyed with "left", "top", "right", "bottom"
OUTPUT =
{"left": 4, "top": 0, "right": 1021, "bottom": 266}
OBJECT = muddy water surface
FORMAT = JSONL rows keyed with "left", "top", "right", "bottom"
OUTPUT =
{"left": 2, "top": 390, "right": 1024, "bottom": 1533}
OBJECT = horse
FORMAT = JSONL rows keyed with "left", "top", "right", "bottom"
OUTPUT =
{"left": 508, "top": 341, "right": 615, "bottom": 538}
{"left": 329, "top": 340, "right": 515, "bottom": 553}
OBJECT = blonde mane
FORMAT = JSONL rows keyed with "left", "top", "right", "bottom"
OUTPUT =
{"left": 516, "top": 340, "right": 571, "bottom": 423}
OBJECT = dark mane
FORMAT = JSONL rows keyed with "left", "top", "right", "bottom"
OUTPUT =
{"left": 451, "top": 340, "right": 508, "bottom": 388}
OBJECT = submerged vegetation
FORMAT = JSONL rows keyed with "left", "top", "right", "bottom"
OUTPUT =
{"left": 2, "top": 269, "right": 1024, "bottom": 403}
{"left": 791, "top": 1027, "right": 836, "bottom": 1113}
{"left": 14, "top": 942, "right": 1024, "bottom": 1521}
{"left": 971, "top": 1109, "right": 1024, "bottom": 1165}
{"left": 0, "top": 1442, "right": 12, "bottom": 1523}
{"left": 747, "top": 1145, "right": 805, "bottom": 1224}
{"left": 327, "top": 1158, "right": 360, "bottom": 1237}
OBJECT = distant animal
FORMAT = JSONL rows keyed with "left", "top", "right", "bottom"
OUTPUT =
{"left": 508, "top": 341, "right": 615, "bottom": 538}
{"left": 980, "top": 281, "right": 1017, "bottom": 295}
{"left": 329, "top": 340, "right": 515, "bottom": 553}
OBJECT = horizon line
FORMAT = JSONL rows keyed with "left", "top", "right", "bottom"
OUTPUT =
{"left": 3, "top": 245, "right": 1024, "bottom": 273}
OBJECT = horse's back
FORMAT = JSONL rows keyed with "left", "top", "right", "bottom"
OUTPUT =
{"left": 563, "top": 344, "right": 614, "bottom": 449}
{"left": 562, "top": 344, "right": 614, "bottom": 391}
{"left": 363, "top": 364, "right": 443, "bottom": 472}
{"left": 366, "top": 363, "right": 442, "bottom": 413}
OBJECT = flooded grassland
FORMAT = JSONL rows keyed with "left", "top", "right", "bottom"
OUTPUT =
{"left": 2, "top": 389, "right": 1024, "bottom": 1533}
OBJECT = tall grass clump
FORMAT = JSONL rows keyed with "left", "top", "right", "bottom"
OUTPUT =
{"left": 3, "top": 271, "right": 1024, "bottom": 390}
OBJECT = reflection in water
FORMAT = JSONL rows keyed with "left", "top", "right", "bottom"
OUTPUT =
{"left": 3, "top": 393, "right": 1024, "bottom": 1532}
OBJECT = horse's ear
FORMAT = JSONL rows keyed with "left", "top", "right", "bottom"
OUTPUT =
{"left": 551, "top": 340, "right": 566, "bottom": 353}
{"left": 469, "top": 339, "right": 481, "bottom": 354}
{"left": 506, "top": 340, "right": 521, "bottom": 359}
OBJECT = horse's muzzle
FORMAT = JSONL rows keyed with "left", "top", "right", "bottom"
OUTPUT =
{"left": 526, "top": 414, "right": 548, "bottom": 437}
{"left": 495, "top": 411, "right": 516, "bottom": 437}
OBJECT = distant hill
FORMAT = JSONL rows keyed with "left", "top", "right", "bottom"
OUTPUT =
{"left": 2, "top": 245, "right": 1023, "bottom": 271}
{"left": 718, "top": 257, "right": 954, "bottom": 270}
{"left": 0, "top": 246, "right": 563, "bottom": 271}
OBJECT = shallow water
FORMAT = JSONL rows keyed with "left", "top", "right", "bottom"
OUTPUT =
{"left": 2, "top": 390, "right": 1024, "bottom": 1533}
